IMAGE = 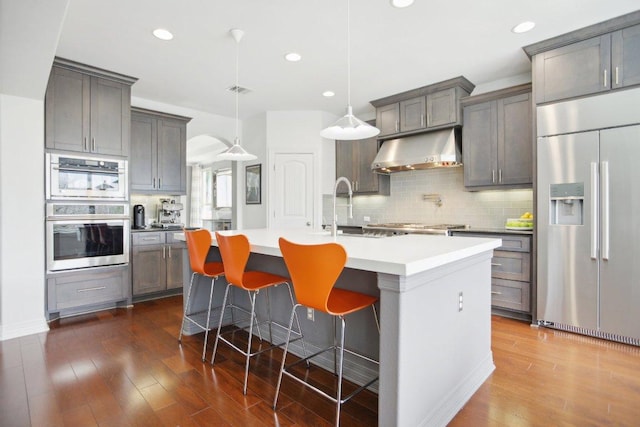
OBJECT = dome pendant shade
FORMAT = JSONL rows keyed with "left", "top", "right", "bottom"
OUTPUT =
{"left": 217, "top": 137, "right": 257, "bottom": 161}
{"left": 320, "top": 106, "right": 380, "bottom": 140}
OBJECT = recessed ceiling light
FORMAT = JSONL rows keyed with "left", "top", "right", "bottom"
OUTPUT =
{"left": 512, "top": 21, "right": 536, "bottom": 34}
{"left": 285, "top": 52, "right": 302, "bottom": 62}
{"left": 322, "top": 91, "right": 335, "bottom": 97}
{"left": 391, "top": 0, "right": 415, "bottom": 8}
{"left": 153, "top": 28, "right": 174, "bottom": 40}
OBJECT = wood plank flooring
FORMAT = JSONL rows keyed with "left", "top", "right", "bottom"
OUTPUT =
{"left": 1, "top": 296, "right": 639, "bottom": 426}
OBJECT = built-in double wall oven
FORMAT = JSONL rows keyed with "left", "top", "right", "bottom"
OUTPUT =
{"left": 45, "top": 153, "right": 130, "bottom": 273}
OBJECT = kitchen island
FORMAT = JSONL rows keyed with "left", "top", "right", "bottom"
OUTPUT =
{"left": 176, "top": 228, "right": 500, "bottom": 427}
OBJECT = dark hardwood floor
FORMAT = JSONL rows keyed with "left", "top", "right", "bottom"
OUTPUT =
{"left": 1, "top": 296, "right": 639, "bottom": 426}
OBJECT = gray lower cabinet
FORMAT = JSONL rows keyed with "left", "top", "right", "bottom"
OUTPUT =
{"left": 45, "top": 58, "right": 136, "bottom": 157}
{"left": 46, "top": 264, "right": 130, "bottom": 320}
{"left": 452, "top": 231, "right": 532, "bottom": 319}
{"left": 336, "top": 134, "right": 390, "bottom": 195}
{"left": 462, "top": 84, "right": 532, "bottom": 189}
{"left": 130, "top": 108, "right": 191, "bottom": 194}
{"left": 131, "top": 231, "right": 185, "bottom": 298}
{"left": 528, "top": 22, "right": 640, "bottom": 104}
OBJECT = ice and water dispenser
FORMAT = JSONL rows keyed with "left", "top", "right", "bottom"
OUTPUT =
{"left": 549, "top": 183, "right": 584, "bottom": 225}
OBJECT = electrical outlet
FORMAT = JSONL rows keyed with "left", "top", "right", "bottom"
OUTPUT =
{"left": 307, "top": 307, "right": 314, "bottom": 321}
{"left": 363, "top": 216, "right": 370, "bottom": 222}
{"left": 458, "top": 292, "right": 463, "bottom": 312}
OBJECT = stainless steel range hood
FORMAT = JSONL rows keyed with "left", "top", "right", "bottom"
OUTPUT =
{"left": 371, "top": 128, "right": 462, "bottom": 174}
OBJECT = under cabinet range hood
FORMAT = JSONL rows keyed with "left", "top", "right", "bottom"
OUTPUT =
{"left": 371, "top": 128, "right": 462, "bottom": 174}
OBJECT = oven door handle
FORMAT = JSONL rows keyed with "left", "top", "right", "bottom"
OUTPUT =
{"left": 46, "top": 216, "right": 130, "bottom": 222}
{"left": 51, "top": 166, "right": 123, "bottom": 175}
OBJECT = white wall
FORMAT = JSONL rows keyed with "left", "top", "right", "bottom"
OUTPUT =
{"left": 0, "top": 95, "right": 49, "bottom": 340}
{"left": 242, "top": 113, "right": 267, "bottom": 229}
{"left": 253, "top": 110, "right": 337, "bottom": 228}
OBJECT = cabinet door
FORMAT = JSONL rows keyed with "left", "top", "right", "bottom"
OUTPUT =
{"left": 130, "top": 113, "right": 158, "bottom": 192}
{"left": 166, "top": 244, "right": 185, "bottom": 290}
{"left": 336, "top": 139, "right": 356, "bottom": 183}
{"left": 534, "top": 34, "right": 611, "bottom": 104}
{"left": 497, "top": 92, "right": 532, "bottom": 185}
{"left": 376, "top": 103, "right": 400, "bottom": 136}
{"left": 89, "top": 77, "right": 130, "bottom": 156}
{"left": 611, "top": 23, "right": 640, "bottom": 89}
{"left": 426, "top": 88, "right": 457, "bottom": 128}
{"left": 45, "top": 67, "right": 90, "bottom": 152}
{"left": 355, "top": 138, "right": 380, "bottom": 193}
{"left": 132, "top": 245, "right": 166, "bottom": 295}
{"left": 157, "top": 119, "right": 187, "bottom": 194}
{"left": 463, "top": 100, "right": 497, "bottom": 187}
{"left": 399, "top": 96, "right": 425, "bottom": 132}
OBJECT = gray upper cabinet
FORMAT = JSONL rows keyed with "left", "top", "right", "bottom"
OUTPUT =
{"left": 525, "top": 16, "right": 640, "bottom": 104}
{"left": 612, "top": 23, "right": 640, "bottom": 88}
{"left": 371, "top": 76, "right": 474, "bottom": 140}
{"left": 533, "top": 35, "right": 611, "bottom": 104}
{"left": 336, "top": 133, "right": 390, "bottom": 195}
{"left": 462, "top": 84, "right": 532, "bottom": 189}
{"left": 45, "top": 58, "right": 136, "bottom": 157}
{"left": 399, "top": 96, "right": 426, "bottom": 132}
{"left": 130, "top": 108, "right": 191, "bottom": 194}
{"left": 426, "top": 88, "right": 457, "bottom": 127}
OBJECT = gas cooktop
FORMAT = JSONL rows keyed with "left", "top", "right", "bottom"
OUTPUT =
{"left": 363, "top": 223, "right": 469, "bottom": 235}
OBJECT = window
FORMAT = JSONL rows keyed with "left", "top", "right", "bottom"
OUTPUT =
{"left": 215, "top": 169, "right": 232, "bottom": 208}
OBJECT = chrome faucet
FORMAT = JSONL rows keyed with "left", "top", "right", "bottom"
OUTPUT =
{"left": 332, "top": 176, "right": 353, "bottom": 237}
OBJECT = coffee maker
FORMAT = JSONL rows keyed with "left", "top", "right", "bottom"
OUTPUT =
{"left": 133, "top": 204, "right": 146, "bottom": 229}
{"left": 156, "top": 198, "right": 184, "bottom": 228}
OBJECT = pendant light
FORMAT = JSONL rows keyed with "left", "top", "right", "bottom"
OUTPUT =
{"left": 217, "top": 28, "right": 257, "bottom": 161}
{"left": 320, "top": 0, "right": 380, "bottom": 140}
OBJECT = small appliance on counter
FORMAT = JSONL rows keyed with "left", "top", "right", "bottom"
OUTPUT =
{"left": 133, "top": 204, "right": 146, "bottom": 229}
{"left": 153, "top": 198, "right": 184, "bottom": 229}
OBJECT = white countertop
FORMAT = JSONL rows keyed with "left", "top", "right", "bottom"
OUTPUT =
{"left": 175, "top": 228, "right": 501, "bottom": 277}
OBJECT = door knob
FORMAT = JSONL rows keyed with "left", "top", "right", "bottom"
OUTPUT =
{"left": 306, "top": 221, "right": 311, "bottom": 226}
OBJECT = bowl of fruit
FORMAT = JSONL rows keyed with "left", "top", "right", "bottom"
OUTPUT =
{"left": 506, "top": 212, "right": 534, "bottom": 230}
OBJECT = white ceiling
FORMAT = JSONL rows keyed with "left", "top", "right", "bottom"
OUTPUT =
{"left": 32, "top": 1, "right": 640, "bottom": 121}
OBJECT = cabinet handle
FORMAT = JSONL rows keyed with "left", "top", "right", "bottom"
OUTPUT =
{"left": 492, "top": 170, "right": 496, "bottom": 184}
{"left": 395, "top": 120, "right": 399, "bottom": 132}
{"left": 491, "top": 263, "right": 502, "bottom": 267}
{"left": 153, "top": 178, "right": 156, "bottom": 189}
{"left": 498, "top": 169, "right": 502, "bottom": 183}
{"left": 604, "top": 69, "right": 608, "bottom": 87}
{"left": 158, "top": 178, "right": 161, "bottom": 189}
{"left": 162, "top": 246, "right": 166, "bottom": 259}
{"left": 354, "top": 181, "right": 358, "bottom": 191}
{"left": 141, "top": 237, "right": 157, "bottom": 241}
{"left": 615, "top": 66, "right": 619, "bottom": 85}
{"left": 77, "top": 286, "right": 106, "bottom": 293}
{"left": 491, "top": 291, "right": 502, "bottom": 295}
{"left": 421, "top": 114, "right": 425, "bottom": 127}
{"left": 92, "top": 138, "right": 96, "bottom": 152}
{"left": 168, "top": 245, "right": 172, "bottom": 258}
{"left": 84, "top": 137, "right": 88, "bottom": 151}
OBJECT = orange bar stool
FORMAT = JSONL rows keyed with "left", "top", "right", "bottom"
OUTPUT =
{"left": 178, "top": 229, "right": 225, "bottom": 362}
{"left": 274, "top": 237, "right": 380, "bottom": 427}
{"left": 212, "top": 232, "right": 305, "bottom": 395}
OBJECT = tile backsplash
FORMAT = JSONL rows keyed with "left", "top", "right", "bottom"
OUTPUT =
{"left": 324, "top": 168, "right": 533, "bottom": 228}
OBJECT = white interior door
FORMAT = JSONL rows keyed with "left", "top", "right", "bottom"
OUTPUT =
{"left": 271, "top": 153, "right": 314, "bottom": 228}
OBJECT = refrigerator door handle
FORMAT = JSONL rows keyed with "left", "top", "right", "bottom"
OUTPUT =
{"left": 601, "top": 161, "right": 610, "bottom": 260}
{"left": 591, "top": 162, "right": 599, "bottom": 260}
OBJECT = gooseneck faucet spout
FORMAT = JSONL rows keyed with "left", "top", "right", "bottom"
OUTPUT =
{"left": 332, "top": 176, "right": 353, "bottom": 237}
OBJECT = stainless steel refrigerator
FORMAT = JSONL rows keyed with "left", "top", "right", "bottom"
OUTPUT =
{"left": 537, "top": 89, "right": 640, "bottom": 345}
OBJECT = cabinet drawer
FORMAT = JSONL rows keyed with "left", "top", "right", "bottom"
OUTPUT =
{"left": 492, "top": 250, "right": 530, "bottom": 282}
{"left": 50, "top": 269, "right": 127, "bottom": 310}
{"left": 132, "top": 232, "right": 165, "bottom": 245}
{"left": 491, "top": 278, "right": 530, "bottom": 312}
{"left": 453, "top": 232, "right": 530, "bottom": 252}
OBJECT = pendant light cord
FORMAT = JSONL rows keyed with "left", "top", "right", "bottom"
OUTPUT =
{"left": 235, "top": 36, "right": 240, "bottom": 144}
{"left": 347, "top": 0, "right": 351, "bottom": 109}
